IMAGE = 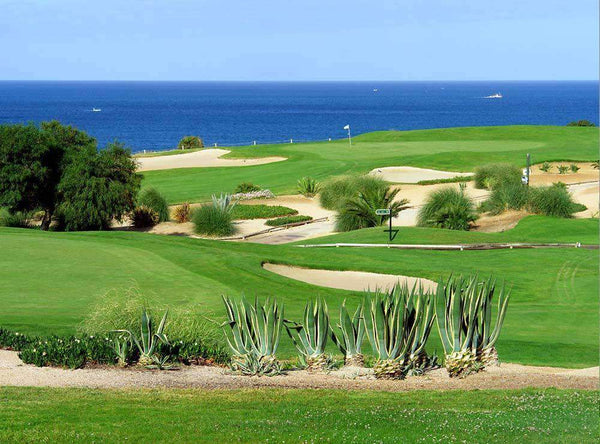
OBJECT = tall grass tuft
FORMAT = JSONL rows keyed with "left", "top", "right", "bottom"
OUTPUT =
{"left": 417, "top": 185, "right": 477, "bottom": 230}
{"left": 319, "top": 175, "right": 387, "bottom": 210}
{"left": 138, "top": 188, "right": 170, "bottom": 222}
{"left": 474, "top": 163, "right": 521, "bottom": 190}
{"left": 527, "top": 183, "right": 578, "bottom": 218}
{"left": 192, "top": 193, "right": 237, "bottom": 237}
{"left": 479, "top": 182, "right": 529, "bottom": 215}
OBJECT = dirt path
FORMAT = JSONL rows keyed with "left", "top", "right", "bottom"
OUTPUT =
{"left": 0, "top": 351, "right": 596, "bottom": 391}
{"left": 262, "top": 263, "right": 437, "bottom": 292}
{"left": 137, "top": 149, "right": 286, "bottom": 171}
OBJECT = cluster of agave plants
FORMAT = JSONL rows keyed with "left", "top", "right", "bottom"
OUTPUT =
{"left": 221, "top": 274, "right": 511, "bottom": 379}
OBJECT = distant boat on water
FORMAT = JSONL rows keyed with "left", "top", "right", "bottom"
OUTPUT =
{"left": 484, "top": 93, "right": 503, "bottom": 99}
{"left": 92, "top": 107, "right": 102, "bottom": 112}
{"left": 373, "top": 88, "right": 378, "bottom": 92}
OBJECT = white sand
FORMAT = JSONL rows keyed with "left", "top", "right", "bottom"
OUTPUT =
{"left": 137, "top": 149, "right": 286, "bottom": 171}
{"left": 370, "top": 166, "right": 471, "bottom": 183}
{"left": 262, "top": 263, "right": 437, "bottom": 292}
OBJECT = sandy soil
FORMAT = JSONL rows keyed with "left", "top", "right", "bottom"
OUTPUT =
{"left": 569, "top": 182, "right": 599, "bottom": 218}
{"left": 473, "top": 210, "right": 529, "bottom": 233}
{"left": 370, "top": 166, "right": 471, "bottom": 183}
{"left": 262, "top": 263, "right": 437, "bottom": 292}
{"left": 0, "top": 351, "right": 596, "bottom": 391}
{"left": 530, "top": 162, "right": 599, "bottom": 186}
{"left": 137, "top": 149, "right": 286, "bottom": 171}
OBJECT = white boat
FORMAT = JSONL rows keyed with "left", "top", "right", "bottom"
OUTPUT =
{"left": 484, "top": 93, "right": 502, "bottom": 99}
{"left": 373, "top": 88, "right": 378, "bottom": 92}
{"left": 92, "top": 108, "right": 102, "bottom": 112}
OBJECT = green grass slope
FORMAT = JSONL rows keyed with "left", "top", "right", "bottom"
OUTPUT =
{"left": 0, "top": 388, "right": 596, "bottom": 443}
{"left": 1, "top": 218, "right": 597, "bottom": 367}
{"left": 141, "top": 126, "right": 598, "bottom": 203}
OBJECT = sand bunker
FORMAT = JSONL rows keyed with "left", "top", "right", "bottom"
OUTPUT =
{"left": 0, "top": 350, "right": 595, "bottom": 391}
{"left": 137, "top": 149, "right": 286, "bottom": 171}
{"left": 530, "top": 162, "right": 599, "bottom": 186}
{"left": 370, "top": 166, "right": 471, "bottom": 183}
{"left": 263, "top": 263, "right": 437, "bottom": 292}
{"left": 569, "top": 182, "right": 599, "bottom": 218}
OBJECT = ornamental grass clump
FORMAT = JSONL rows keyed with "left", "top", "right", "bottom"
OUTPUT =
{"left": 417, "top": 184, "right": 477, "bottom": 230}
{"left": 474, "top": 163, "right": 521, "bottom": 190}
{"left": 173, "top": 202, "right": 191, "bottom": 223}
{"left": 436, "top": 275, "right": 510, "bottom": 378}
{"left": 285, "top": 297, "right": 331, "bottom": 371}
{"left": 131, "top": 205, "right": 159, "bottom": 228}
{"left": 319, "top": 174, "right": 386, "bottom": 210}
{"left": 480, "top": 182, "right": 529, "bottom": 215}
{"left": 527, "top": 183, "right": 578, "bottom": 218}
{"left": 137, "top": 187, "right": 170, "bottom": 222}
{"left": 221, "top": 296, "right": 283, "bottom": 376}
{"left": 331, "top": 300, "right": 365, "bottom": 367}
{"left": 192, "top": 193, "right": 237, "bottom": 237}
{"left": 297, "top": 176, "right": 319, "bottom": 197}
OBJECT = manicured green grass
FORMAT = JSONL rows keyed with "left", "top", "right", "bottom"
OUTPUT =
{"left": 1, "top": 215, "right": 597, "bottom": 367}
{"left": 266, "top": 215, "right": 312, "bottom": 226}
{"left": 0, "top": 387, "right": 596, "bottom": 443}
{"left": 230, "top": 204, "right": 297, "bottom": 220}
{"left": 302, "top": 216, "right": 599, "bottom": 246}
{"left": 141, "top": 126, "right": 598, "bottom": 204}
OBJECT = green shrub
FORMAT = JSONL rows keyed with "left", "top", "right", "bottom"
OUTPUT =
{"left": 479, "top": 182, "right": 529, "bottom": 215}
{"left": 192, "top": 194, "right": 237, "bottom": 237}
{"left": 319, "top": 175, "right": 387, "bottom": 210}
{"left": 234, "top": 182, "right": 261, "bottom": 194}
{"left": 570, "top": 164, "right": 580, "bottom": 173}
{"left": 131, "top": 205, "right": 159, "bottom": 228}
{"left": 527, "top": 183, "right": 578, "bottom": 218}
{"left": 336, "top": 186, "right": 409, "bottom": 232}
{"left": 557, "top": 165, "right": 569, "bottom": 174}
{"left": 138, "top": 188, "right": 170, "bottom": 222}
{"left": 265, "top": 215, "right": 312, "bottom": 226}
{"left": 416, "top": 176, "right": 473, "bottom": 186}
{"left": 591, "top": 160, "right": 599, "bottom": 170}
{"left": 417, "top": 185, "right": 477, "bottom": 230}
{"left": 178, "top": 136, "right": 204, "bottom": 150}
{"left": 297, "top": 177, "right": 319, "bottom": 197}
{"left": 0, "top": 208, "right": 30, "bottom": 228}
{"left": 566, "top": 120, "right": 596, "bottom": 127}
{"left": 539, "top": 162, "right": 552, "bottom": 173}
{"left": 474, "top": 163, "right": 521, "bottom": 190}
{"left": 230, "top": 204, "right": 297, "bottom": 220}
{"left": 173, "top": 202, "right": 191, "bottom": 223}
{"left": 19, "top": 335, "right": 115, "bottom": 369}
{"left": 0, "top": 328, "right": 32, "bottom": 350}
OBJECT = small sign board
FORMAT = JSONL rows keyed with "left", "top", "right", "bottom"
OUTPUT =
{"left": 375, "top": 208, "right": 391, "bottom": 216}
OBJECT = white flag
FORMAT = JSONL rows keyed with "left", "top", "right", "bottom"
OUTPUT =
{"left": 343, "top": 124, "right": 350, "bottom": 130}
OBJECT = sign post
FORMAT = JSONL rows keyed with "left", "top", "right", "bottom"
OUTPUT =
{"left": 376, "top": 208, "right": 398, "bottom": 243}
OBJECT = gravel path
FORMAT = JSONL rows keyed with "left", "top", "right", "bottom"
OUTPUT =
{"left": 1, "top": 351, "right": 596, "bottom": 391}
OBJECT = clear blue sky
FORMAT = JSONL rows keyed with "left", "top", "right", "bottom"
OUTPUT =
{"left": 1, "top": 0, "right": 597, "bottom": 81}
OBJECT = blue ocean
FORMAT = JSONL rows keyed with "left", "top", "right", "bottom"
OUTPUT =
{"left": 0, "top": 81, "right": 597, "bottom": 153}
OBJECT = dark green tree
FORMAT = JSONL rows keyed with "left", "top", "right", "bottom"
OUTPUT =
{"left": 177, "top": 136, "right": 204, "bottom": 150}
{"left": 57, "top": 142, "right": 141, "bottom": 231}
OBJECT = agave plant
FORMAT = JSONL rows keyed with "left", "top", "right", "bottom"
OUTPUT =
{"left": 112, "top": 334, "right": 131, "bottom": 367}
{"left": 471, "top": 278, "right": 511, "bottom": 367}
{"left": 331, "top": 300, "right": 365, "bottom": 367}
{"left": 221, "top": 295, "right": 283, "bottom": 376}
{"left": 285, "top": 297, "right": 331, "bottom": 371}
{"left": 114, "top": 308, "right": 169, "bottom": 367}
{"left": 297, "top": 176, "right": 320, "bottom": 198}
{"left": 363, "top": 289, "right": 414, "bottom": 379}
{"left": 212, "top": 193, "right": 237, "bottom": 213}
{"left": 436, "top": 275, "right": 511, "bottom": 378}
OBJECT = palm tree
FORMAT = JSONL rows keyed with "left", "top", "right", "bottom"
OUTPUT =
{"left": 336, "top": 186, "right": 410, "bottom": 232}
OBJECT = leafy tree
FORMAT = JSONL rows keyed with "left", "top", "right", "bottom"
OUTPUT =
{"left": 0, "top": 121, "right": 95, "bottom": 229}
{"left": 56, "top": 142, "right": 141, "bottom": 231}
{"left": 177, "top": 136, "right": 204, "bottom": 150}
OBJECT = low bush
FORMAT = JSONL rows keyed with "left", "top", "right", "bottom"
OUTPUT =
{"left": 178, "top": 136, "right": 204, "bottom": 150}
{"left": 417, "top": 185, "right": 477, "bottom": 230}
{"left": 265, "top": 215, "right": 312, "bottom": 226}
{"left": 527, "top": 183, "right": 578, "bottom": 218}
{"left": 234, "top": 182, "right": 261, "bottom": 194}
{"left": 479, "top": 182, "right": 529, "bottom": 215}
{"left": 416, "top": 176, "right": 473, "bottom": 186}
{"left": 591, "top": 160, "right": 599, "bottom": 169}
{"left": 192, "top": 194, "right": 237, "bottom": 237}
{"left": 19, "top": 335, "right": 115, "bottom": 369}
{"left": 297, "top": 177, "right": 319, "bottom": 197}
{"left": 570, "top": 164, "right": 580, "bottom": 173}
{"left": 474, "top": 163, "right": 521, "bottom": 190}
{"left": 138, "top": 188, "right": 170, "bottom": 222}
{"left": 336, "top": 186, "right": 409, "bottom": 232}
{"left": 557, "top": 165, "right": 569, "bottom": 174}
{"left": 0, "top": 209, "right": 30, "bottom": 228}
{"left": 131, "top": 205, "right": 159, "bottom": 228}
{"left": 319, "top": 175, "right": 387, "bottom": 210}
{"left": 230, "top": 204, "right": 297, "bottom": 220}
{"left": 539, "top": 162, "right": 552, "bottom": 173}
{"left": 566, "top": 120, "right": 596, "bottom": 127}
{"left": 173, "top": 203, "right": 191, "bottom": 223}
{"left": 0, "top": 328, "right": 32, "bottom": 350}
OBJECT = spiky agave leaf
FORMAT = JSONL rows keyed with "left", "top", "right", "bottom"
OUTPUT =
{"left": 331, "top": 299, "right": 365, "bottom": 366}
{"left": 285, "top": 297, "right": 330, "bottom": 370}
{"left": 113, "top": 308, "right": 169, "bottom": 366}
